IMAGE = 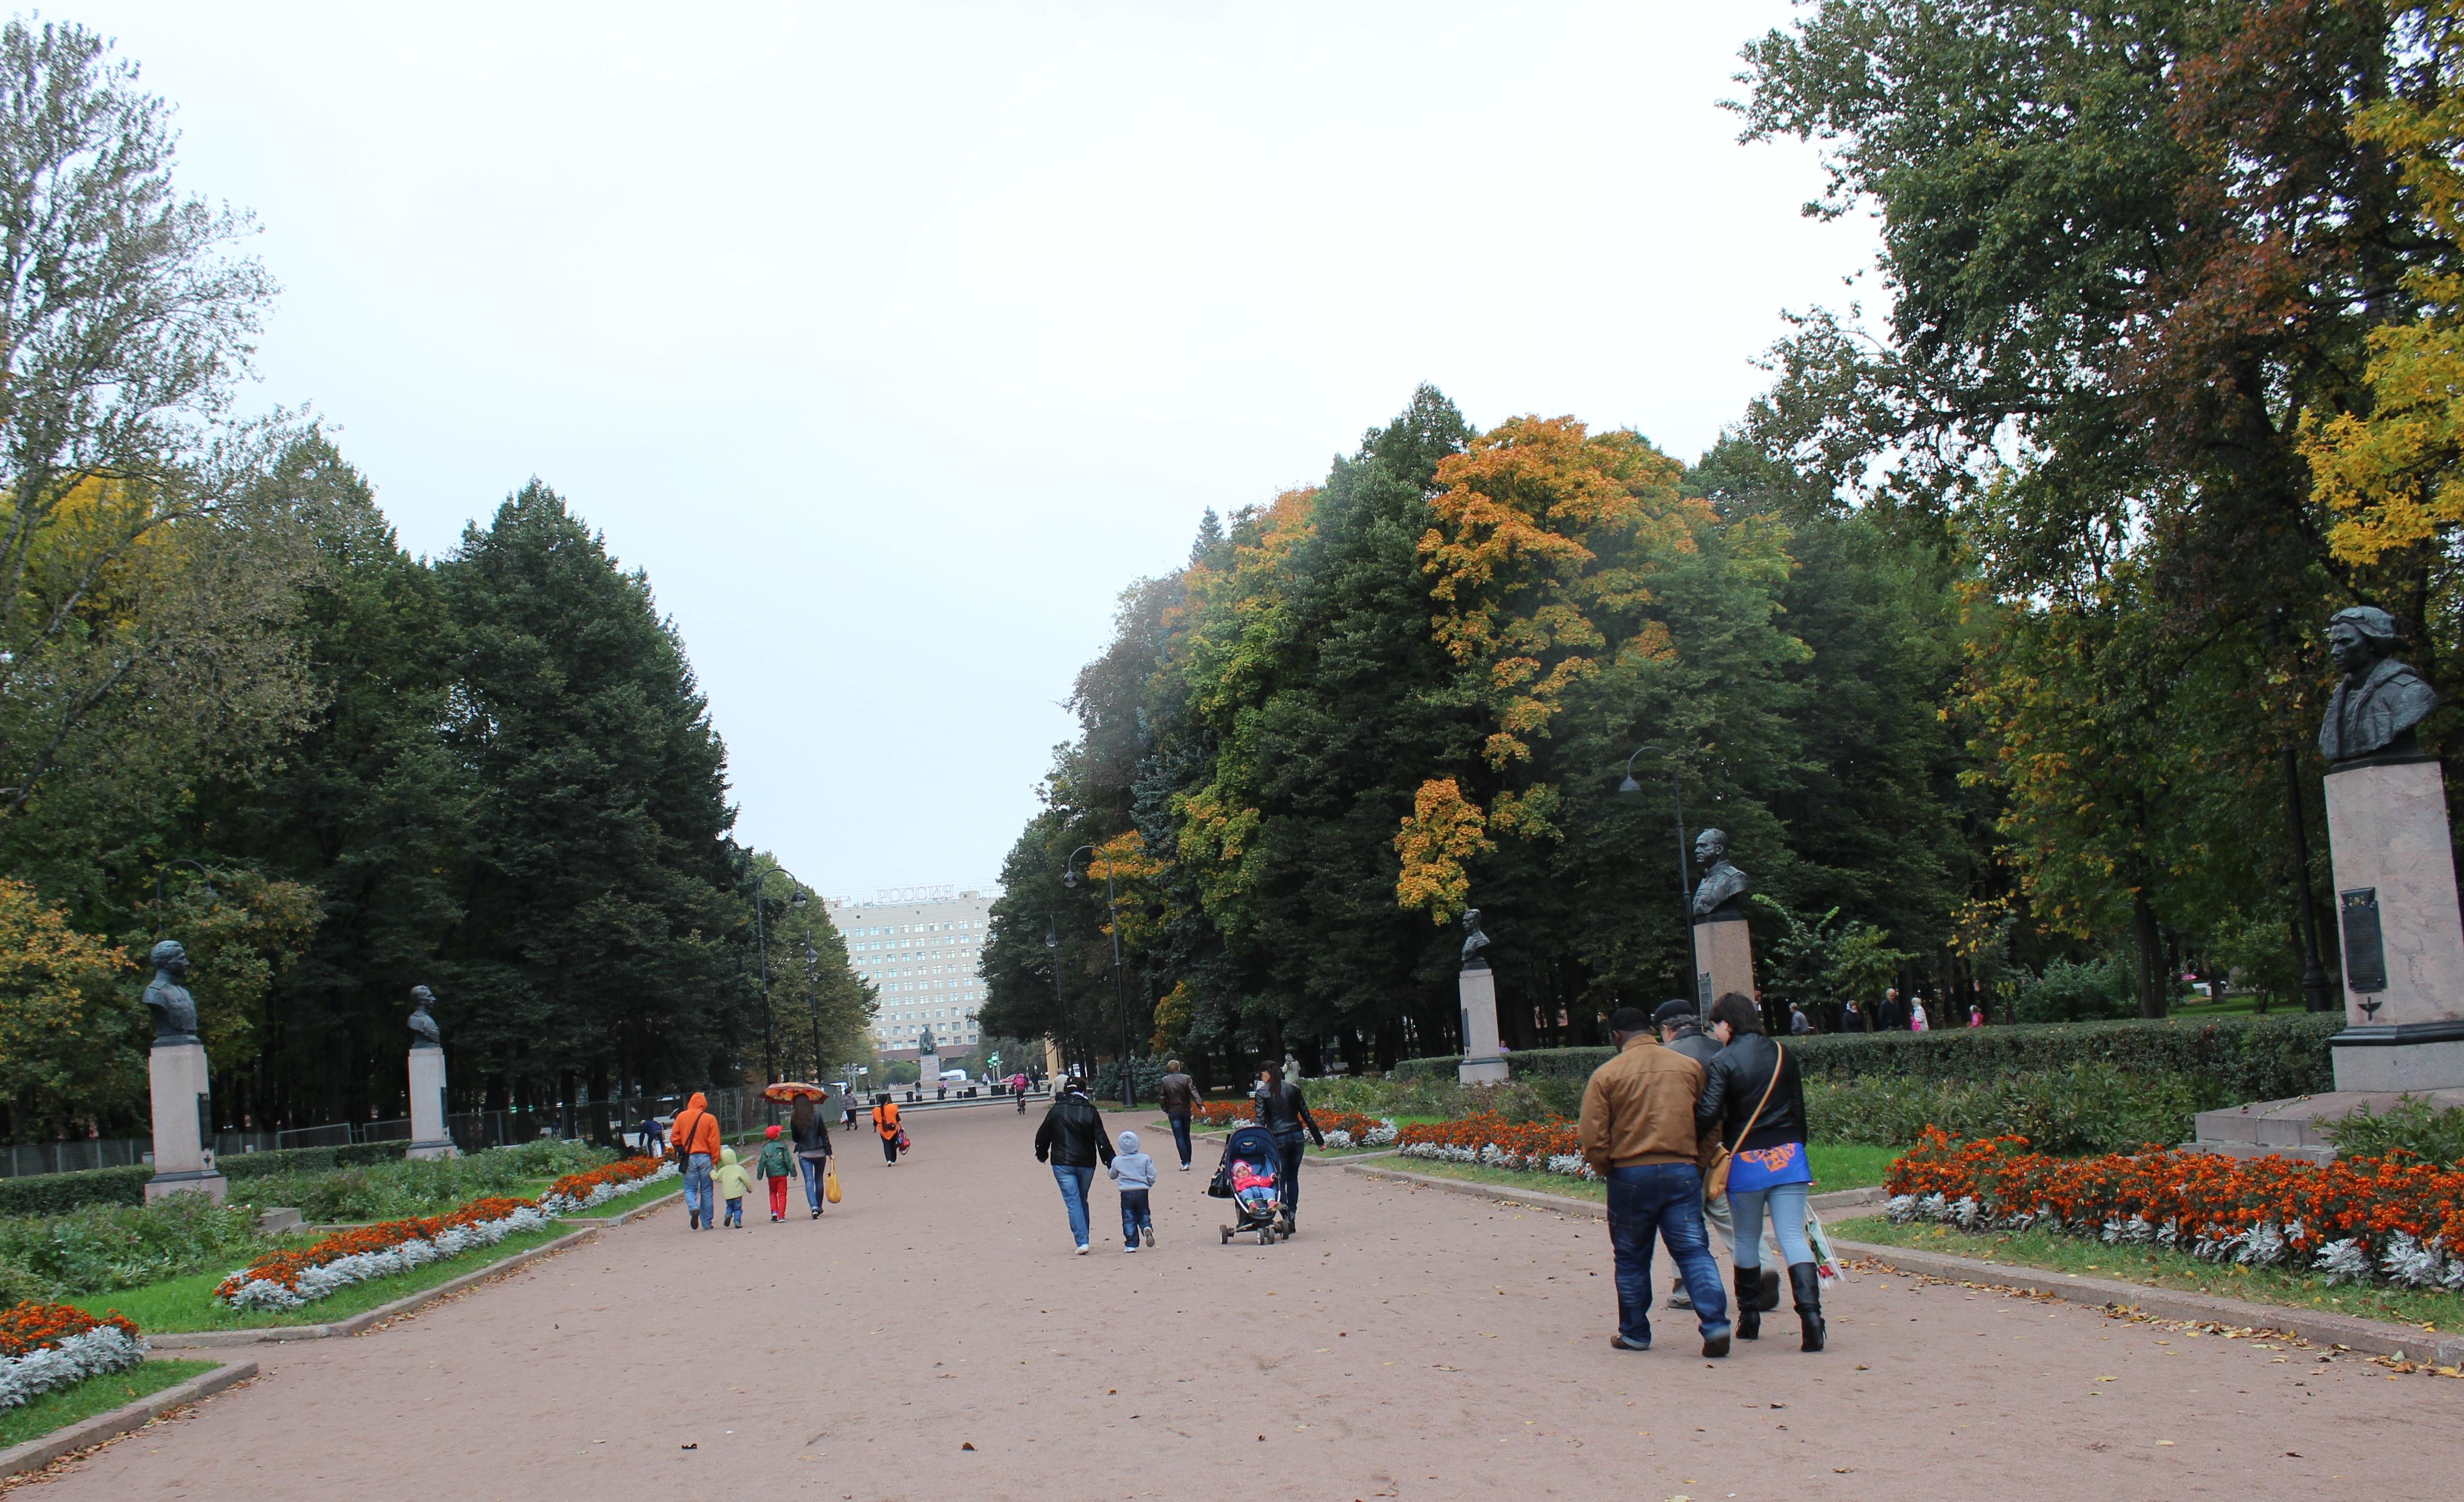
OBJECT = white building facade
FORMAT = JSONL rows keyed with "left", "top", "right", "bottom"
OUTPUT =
{"left": 833, "top": 886, "right": 992, "bottom": 1059}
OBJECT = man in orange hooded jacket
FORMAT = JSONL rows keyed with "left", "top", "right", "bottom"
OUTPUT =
{"left": 670, "top": 1092, "right": 723, "bottom": 1230}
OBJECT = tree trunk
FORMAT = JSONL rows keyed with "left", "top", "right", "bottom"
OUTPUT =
{"left": 2134, "top": 891, "right": 2168, "bottom": 1018}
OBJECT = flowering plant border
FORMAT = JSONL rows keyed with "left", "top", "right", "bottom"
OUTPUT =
{"left": 1882, "top": 1128, "right": 2464, "bottom": 1288}
{"left": 1188, "top": 1101, "right": 1396, "bottom": 1146}
{"left": 0, "top": 1302, "right": 144, "bottom": 1410}
{"left": 540, "top": 1156, "right": 676, "bottom": 1214}
{"left": 215, "top": 1195, "right": 554, "bottom": 1311}
{"left": 1397, "top": 1112, "right": 1595, "bottom": 1180}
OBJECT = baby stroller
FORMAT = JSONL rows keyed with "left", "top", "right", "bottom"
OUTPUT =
{"left": 1210, "top": 1124, "right": 1290, "bottom": 1244}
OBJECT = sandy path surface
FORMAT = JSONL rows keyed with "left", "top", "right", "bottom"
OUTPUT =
{"left": 29, "top": 1104, "right": 2458, "bottom": 1500}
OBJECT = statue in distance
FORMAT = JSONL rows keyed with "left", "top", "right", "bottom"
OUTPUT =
{"left": 143, "top": 940, "right": 200, "bottom": 1043}
{"left": 408, "top": 985, "right": 442, "bottom": 1049}
{"left": 1691, "top": 829, "right": 1751, "bottom": 921}
{"left": 1459, "top": 907, "right": 1492, "bottom": 971}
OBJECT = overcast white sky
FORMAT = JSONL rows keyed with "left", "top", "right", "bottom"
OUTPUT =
{"left": 83, "top": 1, "right": 1873, "bottom": 899}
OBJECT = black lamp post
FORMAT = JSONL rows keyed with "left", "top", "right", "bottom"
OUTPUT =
{"left": 803, "top": 942, "right": 824, "bottom": 1083}
{"left": 745, "top": 860, "right": 808, "bottom": 1092}
{"left": 1046, "top": 914, "right": 1069, "bottom": 1077}
{"left": 152, "top": 859, "right": 217, "bottom": 938}
{"left": 1063, "top": 845, "right": 1136, "bottom": 1107}
{"left": 1618, "top": 746, "right": 1700, "bottom": 1012}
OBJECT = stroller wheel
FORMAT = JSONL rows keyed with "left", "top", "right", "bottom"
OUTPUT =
{"left": 1220, "top": 1226, "right": 1231, "bottom": 1244}
{"left": 1257, "top": 1226, "right": 1271, "bottom": 1245}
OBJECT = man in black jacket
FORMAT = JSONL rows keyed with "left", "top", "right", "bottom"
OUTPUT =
{"left": 1034, "top": 1078, "right": 1114, "bottom": 1255}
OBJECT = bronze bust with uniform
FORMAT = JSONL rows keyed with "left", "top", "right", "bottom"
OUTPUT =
{"left": 1691, "top": 829, "right": 1751, "bottom": 922}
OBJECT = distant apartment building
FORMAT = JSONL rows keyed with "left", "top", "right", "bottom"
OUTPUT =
{"left": 832, "top": 885, "right": 991, "bottom": 1059}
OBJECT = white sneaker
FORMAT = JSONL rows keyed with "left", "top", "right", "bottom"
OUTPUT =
{"left": 1124, "top": 1244, "right": 1139, "bottom": 1253}
{"left": 1076, "top": 1244, "right": 1089, "bottom": 1255}
{"left": 1179, "top": 1164, "right": 1190, "bottom": 1171}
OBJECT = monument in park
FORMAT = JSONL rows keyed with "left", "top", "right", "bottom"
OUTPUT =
{"left": 916, "top": 1026, "right": 940, "bottom": 1091}
{"left": 2194, "top": 606, "right": 2464, "bottom": 1158}
{"left": 1691, "top": 829, "right": 1755, "bottom": 1012}
{"left": 142, "top": 940, "right": 228, "bottom": 1203}
{"left": 405, "top": 985, "right": 458, "bottom": 1160}
{"left": 1457, "top": 908, "right": 1508, "bottom": 1084}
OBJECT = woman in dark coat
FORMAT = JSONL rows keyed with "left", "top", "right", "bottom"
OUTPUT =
{"left": 1698, "top": 991, "right": 1824, "bottom": 1351}
{"left": 1251, "top": 1063, "right": 1326, "bottom": 1230}
{"left": 791, "top": 1096, "right": 833, "bottom": 1218}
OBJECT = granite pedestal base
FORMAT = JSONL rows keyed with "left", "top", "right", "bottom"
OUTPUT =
{"left": 1457, "top": 966, "right": 1508, "bottom": 1085}
{"left": 2188, "top": 1088, "right": 2464, "bottom": 1163}
{"left": 2322, "top": 756, "right": 2464, "bottom": 1091}
{"left": 405, "top": 1044, "right": 457, "bottom": 1160}
{"left": 144, "top": 1039, "right": 227, "bottom": 1203}
{"left": 1693, "top": 915, "right": 1755, "bottom": 1008}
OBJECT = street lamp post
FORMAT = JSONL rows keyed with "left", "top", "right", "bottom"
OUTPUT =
{"left": 803, "top": 943, "right": 824, "bottom": 1083}
{"left": 1618, "top": 746, "right": 1700, "bottom": 1013}
{"left": 1062, "top": 846, "right": 1136, "bottom": 1108}
{"left": 1045, "top": 914, "right": 1074, "bottom": 1081}
{"left": 744, "top": 859, "right": 809, "bottom": 1101}
{"left": 152, "top": 859, "right": 218, "bottom": 938}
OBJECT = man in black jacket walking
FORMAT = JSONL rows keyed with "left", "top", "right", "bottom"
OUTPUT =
{"left": 1034, "top": 1078, "right": 1114, "bottom": 1255}
{"left": 1653, "top": 999, "right": 1767, "bottom": 1314}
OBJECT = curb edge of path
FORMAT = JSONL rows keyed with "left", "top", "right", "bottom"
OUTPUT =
{"left": 1826, "top": 1237, "right": 2464, "bottom": 1367}
{"left": 1335, "top": 1160, "right": 1884, "bottom": 1219}
{"left": 0, "top": 1355, "right": 257, "bottom": 1480}
{"left": 147, "top": 1226, "right": 601, "bottom": 1348}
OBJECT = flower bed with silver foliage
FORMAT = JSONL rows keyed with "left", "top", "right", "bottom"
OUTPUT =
{"left": 1883, "top": 1128, "right": 2464, "bottom": 1289}
{"left": 538, "top": 1157, "right": 676, "bottom": 1214}
{"left": 0, "top": 1303, "right": 145, "bottom": 1410}
{"left": 214, "top": 1196, "right": 554, "bottom": 1312}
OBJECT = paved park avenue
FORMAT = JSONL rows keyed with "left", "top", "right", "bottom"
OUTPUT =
{"left": 33, "top": 1105, "right": 2455, "bottom": 1500}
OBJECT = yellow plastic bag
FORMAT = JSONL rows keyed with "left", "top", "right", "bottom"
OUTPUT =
{"left": 824, "top": 1165, "right": 842, "bottom": 1204}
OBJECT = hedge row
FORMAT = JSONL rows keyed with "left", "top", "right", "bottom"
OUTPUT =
{"left": 1392, "top": 1013, "right": 2341, "bottom": 1101}
{"left": 0, "top": 1139, "right": 440, "bottom": 1217}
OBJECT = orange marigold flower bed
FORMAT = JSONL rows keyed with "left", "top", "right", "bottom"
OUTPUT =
{"left": 0, "top": 1302, "right": 135, "bottom": 1358}
{"left": 1882, "top": 1127, "right": 2464, "bottom": 1285}
{"left": 545, "top": 1155, "right": 668, "bottom": 1205}
{"left": 215, "top": 1194, "right": 552, "bottom": 1310}
{"left": 1397, "top": 1112, "right": 1588, "bottom": 1174}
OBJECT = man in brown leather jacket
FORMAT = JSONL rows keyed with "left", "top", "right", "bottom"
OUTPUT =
{"left": 1578, "top": 1006, "right": 1732, "bottom": 1357}
{"left": 1156, "top": 1060, "right": 1200, "bottom": 1172}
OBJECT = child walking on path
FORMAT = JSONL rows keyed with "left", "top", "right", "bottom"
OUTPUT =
{"left": 758, "top": 1125, "right": 795, "bottom": 1223}
{"left": 713, "top": 1145, "right": 753, "bottom": 1228}
{"left": 1108, "top": 1130, "right": 1157, "bottom": 1252}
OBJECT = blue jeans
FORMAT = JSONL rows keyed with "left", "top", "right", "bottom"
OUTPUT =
{"left": 1052, "top": 1163, "right": 1096, "bottom": 1246}
{"left": 798, "top": 1154, "right": 825, "bottom": 1212}
{"left": 1274, "top": 1132, "right": 1305, "bottom": 1215}
{"left": 1605, "top": 1163, "right": 1729, "bottom": 1346}
{"left": 1120, "top": 1188, "right": 1152, "bottom": 1247}
{"left": 683, "top": 1152, "right": 714, "bottom": 1228}
{"left": 1167, "top": 1113, "right": 1194, "bottom": 1168}
{"left": 1729, "top": 1182, "right": 1814, "bottom": 1268}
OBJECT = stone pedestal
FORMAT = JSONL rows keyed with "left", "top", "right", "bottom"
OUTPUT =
{"left": 1693, "top": 914, "right": 1756, "bottom": 1010}
{"left": 2322, "top": 756, "right": 2464, "bottom": 1091}
{"left": 144, "top": 1039, "right": 227, "bottom": 1204}
{"left": 1458, "top": 965, "right": 1508, "bottom": 1084}
{"left": 406, "top": 1044, "right": 456, "bottom": 1159}
{"left": 918, "top": 1051, "right": 941, "bottom": 1087}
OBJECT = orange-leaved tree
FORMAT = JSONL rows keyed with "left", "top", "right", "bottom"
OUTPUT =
{"left": 1395, "top": 417, "right": 1705, "bottom": 920}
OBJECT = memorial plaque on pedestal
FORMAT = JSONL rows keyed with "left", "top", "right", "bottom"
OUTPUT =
{"left": 2324, "top": 756, "right": 2464, "bottom": 1090}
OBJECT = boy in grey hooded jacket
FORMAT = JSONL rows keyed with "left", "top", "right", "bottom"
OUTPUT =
{"left": 1108, "top": 1130, "right": 1157, "bottom": 1251}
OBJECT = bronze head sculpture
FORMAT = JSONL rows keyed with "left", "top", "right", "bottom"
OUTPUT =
{"left": 143, "top": 939, "right": 199, "bottom": 1042}
{"left": 1691, "top": 829, "right": 1751, "bottom": 921}
{"left": 2319, "top": 606, "right": 2437, "bottom": 763}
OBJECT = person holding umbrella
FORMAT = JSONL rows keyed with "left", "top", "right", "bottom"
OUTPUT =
{"left": 763, "top": 1082, "right": 835, "bottom": 1219}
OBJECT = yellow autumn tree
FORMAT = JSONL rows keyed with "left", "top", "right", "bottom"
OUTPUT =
{"left": 1394, "top": 416, "right": 1707, "bottom": 917}
{"left": 2303, "top": 1, "right": 2464, "bottom": 564}
{"left": 0, "top": 878, "right": 141, "bottom": 1133}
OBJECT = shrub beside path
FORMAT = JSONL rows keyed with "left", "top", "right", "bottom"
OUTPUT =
{"left": 22, "top": 1107, "right": 2459, "bottom": 1500}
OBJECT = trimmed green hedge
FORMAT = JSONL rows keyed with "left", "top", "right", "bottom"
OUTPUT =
{"left": 1392, "top": 1013, "right": 2341, "bottom": 1101}
{"left": 0, "top": 1166, "right": 153, "bottom": 1216}
{"left": 220, "top": 1142, "right": 410, "bottom": 1180}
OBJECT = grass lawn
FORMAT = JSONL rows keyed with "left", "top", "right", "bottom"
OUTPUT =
{"left": 1833, "top": 1214, "right": 2464, "bottom": 1333}
{"left": 1356, "top": 1141, "right": 1897, "bottom": 1203}
{"left": 69, "top": 1222, "right": 575, "bottom": 1333}
{"left": 558, "top": 1176, "right": 681, "bottom": 1220}
{"left": 0, "top": 1359, "right": 217, "bottom": 1449}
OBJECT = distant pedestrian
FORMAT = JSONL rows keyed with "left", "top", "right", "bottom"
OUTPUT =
{"left": 791, "top": 1097, "right": 832, "bottom": 1219}
{"left": 1579, "top": 1003, "right": 1730, "bottom": 1357}
{"left": 1841, "top": 998, "right": 1867, "bottom": 1032}
{"left": 1699, "top": 991, "right": 1823, "bottom": 1352}
{"left": 873, "top": 1095, "right": 903, "bottom": 1165}
{"left": 669, "top": 1092, "right": 721, "bottom": 1232}
{"left": 1034, "top": 1077, "right": 1113, "bottom": 1254}
{"left": 1877, "top": 988, "right": 1905, "bottom": 1031}
{"left": 635, "top": 1115, "right": 662, "bottom": 1156}
{"left": 1967, "top": 1003, "right": 1984, "bottom": 1029}
{"left": 1653, "top": 999, "right": 1747, "bottom": 1316}
{"left": 1013, "top": 1072, "right": 1028, "bottom": 1113}
{"left": 1909, "top": 998, "right": 1930, "bottom": 1033}
{"left": 1156, "top": 1059, "right": 1200, "bottom": 1172}
{"left": 1251, "top": 1064, "right": 1325, "bottom": 1231}
{"left": 1108, "top": 1130, "right": 1157, "bottom": 1252}
{"left": 713, "top": 1145, "right": 753, "bottom": 1229}
{"left": 758, "top": 1125, "right": 795, "bottom": 1223}
{"left": 1788, "top": 1003, "right": 1811, "bottom": 1037}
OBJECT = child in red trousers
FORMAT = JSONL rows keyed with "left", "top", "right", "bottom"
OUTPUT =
{"left": 758, "top": 1124, "right": 795, "bottom": 1222}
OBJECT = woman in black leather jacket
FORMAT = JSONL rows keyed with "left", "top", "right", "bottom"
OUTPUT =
{"left": 1696, "top": 992, "right": 1825, "bottom": 1352}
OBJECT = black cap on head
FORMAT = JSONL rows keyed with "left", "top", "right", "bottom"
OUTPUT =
{"left": 1651, "top": 999, "right": 1696, "bottom": 1029}
{"left": 1609, "top": 1005, "right": 1652, "bottom": 1034}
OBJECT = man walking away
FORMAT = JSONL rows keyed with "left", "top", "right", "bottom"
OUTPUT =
{"left": 1651, "top": 999, "right": 1757, "bottom": 1314}
{"left": 1034, "top": 1077, "right": 1114, "bottom": 1254}
{"left": 1789, "top": 1003, "right": 1812, "bottom": 1037}
{"left": 1156, "top": 1059, "right": 1200, "bottom": 1172}
{"left": 669, "top": 1092, "right": 721, "bottom": 1232}
{"left": 1579, "top": 1004, "right": 1730, "bottom": 1357}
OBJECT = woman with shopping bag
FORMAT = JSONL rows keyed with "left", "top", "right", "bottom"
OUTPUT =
{"left": 790, "top": 1095, "right": 833, "bottom": 1217}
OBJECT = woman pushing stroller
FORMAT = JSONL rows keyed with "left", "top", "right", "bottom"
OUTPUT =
{"left": 1251, "top": 1063, "right": 1325, "bottom": 1232}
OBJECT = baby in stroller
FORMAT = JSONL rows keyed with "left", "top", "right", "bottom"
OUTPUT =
{"left": 1211, "top": 1123, "right": 1290, "bottom": 1244}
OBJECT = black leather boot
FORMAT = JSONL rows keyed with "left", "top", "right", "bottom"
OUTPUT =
{"left": 1789, "top": 1262, "right": 1826, "bottom": 1352}
{"left": 1733, "top": 1266, "right": 1761, "bottom": 1340}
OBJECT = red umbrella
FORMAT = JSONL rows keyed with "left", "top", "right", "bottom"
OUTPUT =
{"left": 762, "top": 1081, "right": 829, "bottom": 1102}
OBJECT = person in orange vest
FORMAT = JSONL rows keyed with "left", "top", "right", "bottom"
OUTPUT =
{"left": 669, "top": 1091, "right": 723, "bottom": 1230}
{"left": 872, "top": 1094, "right": 902, "bottom": 1166}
